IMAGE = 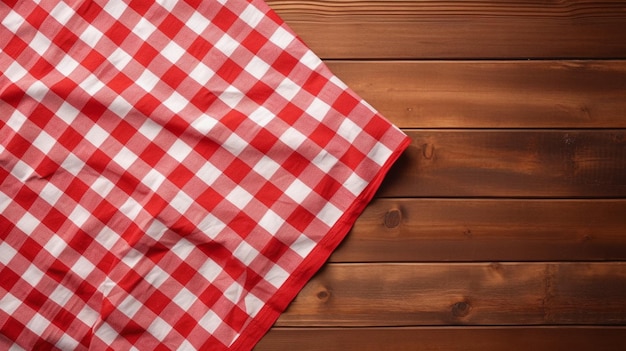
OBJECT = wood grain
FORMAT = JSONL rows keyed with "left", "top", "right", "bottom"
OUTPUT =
{"left": 378, "top": 130, "right": 626, "bottom": 198}
{"left": 257, "top": 2, "right": 626, "bottom": 349}
{"left": 275, "top": 263, "right": 626, "bottom": 326}
{"left": 325, "top": 60, "right": 626, "bottom": 128}
{"left": 330, "top": 199, "right": 626, "bottom": 262}
{"left": 267, "top": 0, "right": 626, "bottom": 59}
{"left": 256, "top": 327, "right": 626, "bottom": 351}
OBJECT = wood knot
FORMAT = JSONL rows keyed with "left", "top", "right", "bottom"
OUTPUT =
{"left": 421, "top": 143, "right": 435, "bottom": 159}
{"left": 316, "top": 290, "right": 330, "bottom": 302}
{"left": 384, "top": 208, "right": 402, "bottom": 229}
{"left": 451, "top": 300, "right": 471, "bottom": 318}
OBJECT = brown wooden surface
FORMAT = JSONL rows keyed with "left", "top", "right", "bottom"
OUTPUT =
{"left": 326, "top": 61, "right": 626, "bottom": 128}
{"left": 267, "top": 0, "right": 626, "bottom": 59}
{"left": 330, "top": 199, "right": 626, "bottom": 262}
{"left": 378, "top": 130, "right": 626, "bottom": 198}
{"left": 275, "top": 263, "right": 626, "bottom": 326}
{"left": 259, "top": 0, "right": 626, "bottom": 349}
{"left": 256, "top": 327, "right": 626, "bottom": 351}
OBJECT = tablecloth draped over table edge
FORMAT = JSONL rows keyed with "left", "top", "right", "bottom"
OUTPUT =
{"left": 0, "top": 0, "right": 410, "bottom": 350}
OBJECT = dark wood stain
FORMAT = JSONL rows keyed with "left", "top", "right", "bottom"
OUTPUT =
{"left": 256, "top": 0, "right": 626, "bottom": 349}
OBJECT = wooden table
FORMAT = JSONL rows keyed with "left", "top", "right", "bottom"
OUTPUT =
{"left": 256, "top": 1, "right": 626, "bottom": 349}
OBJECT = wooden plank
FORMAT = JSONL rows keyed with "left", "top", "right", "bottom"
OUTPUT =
{"left": 267, "top": 0, "right": 626, "bottom": 59}
{"left": 325, "top": 60, "right": 626, "bottom": 129}
{"left": 378, "top": 130, "right": 626, "bottom": 198}
{"left": 275, "top": 263, "right": 626, "bottom": 326}
{"left": 256, "top": 327, "right": 626, "bottom": 351}
{"left": 330, "top": 199, "right": 626, "bottom": 262}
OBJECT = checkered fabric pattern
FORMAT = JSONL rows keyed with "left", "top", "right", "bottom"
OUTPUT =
{"left": 0, "top": 0, "right": 409, "bottom": 350}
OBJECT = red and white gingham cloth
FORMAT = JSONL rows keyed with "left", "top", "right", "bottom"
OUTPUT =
{"left": 0, "top": 0, "right": 409, "bottom": 350}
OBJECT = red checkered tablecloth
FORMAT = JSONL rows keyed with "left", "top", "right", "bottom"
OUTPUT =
{"left": 0, "top": 0, "right": 410, "bottom": 350}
